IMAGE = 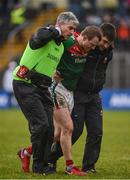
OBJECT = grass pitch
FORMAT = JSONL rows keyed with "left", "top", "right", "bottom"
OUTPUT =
{"left": 0, "top": 109, "right": 130, "bottom": 179}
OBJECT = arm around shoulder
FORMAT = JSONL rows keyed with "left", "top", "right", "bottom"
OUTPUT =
{"left": 29, "top": 26, "right": 61, "bottom": 49}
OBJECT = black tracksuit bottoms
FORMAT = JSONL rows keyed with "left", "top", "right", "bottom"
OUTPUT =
{"left": 13, "top": 80, "right": 54, "bottom": 173}
{"left": 48, "top": 92, "right": 103, "bottom": 171}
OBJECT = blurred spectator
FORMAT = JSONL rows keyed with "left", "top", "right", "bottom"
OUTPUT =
{"left": 81, "top": 0, "right": 97, "bottom": 14}
{"left": 116, "top": 0, "right": 127, "bottom": 17}
{"left": 80, "top": 0, "right": 94, "bottom": 20}
{"left": 10, "top": 2, "right": 26, "bottom": 42}
{"left": 86, "top": 15, "right": 101, "bottom": 25}
{"left": 2, "top": 61, "right": 17, "bottom": 107}
{"left": 102, "top": 14, "right": 113, "bottom": 23}
{"left": 10, "top": 3, "right": 26, "bottom": 26}
{"left": 117, "top": 19, "right": 130, "bottom": 50}
{"left": 101, "top": 14, "right": 118, "bottom": 25}
{"left": 0, "top": 0, "right": 27, "bottom": 45}
{"left": 68, "top": 0, "right": 82, "bottom": 20}
{"left": 87, "top": 0, "right": 97, "bottom": 14}
{"left": 96, "top": 0, "right": 118, "bottom": 15}
{"left": 125, "top": 0, "right": 130, "bottom": 16}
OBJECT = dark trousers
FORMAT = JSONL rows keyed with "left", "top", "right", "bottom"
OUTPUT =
{"left": 48, "top": 92, "right": 103, "bottom": 171}
{"left": 13, "top": 80, "right": 54, "bottom": 173}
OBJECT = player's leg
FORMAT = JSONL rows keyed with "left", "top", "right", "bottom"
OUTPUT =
{"left": 53, "top": 83, "right": 86, "bottom": 175}
{"left": 54, "top": 108, "right": 73, "bottom": 161}
{"left": 50, "top": 118, "right": 61, "bottom": 153}
{"left": 52, "top": 82, "right": 74, "bottom": 163}
{"left": 54, "top": 118, "right": 61, "bottom": 142}
{"left": 48, "top": 100, "right": 86, "bottom": 166}
{"left": 54, "top": 107, "right": 85, "bottom": 176}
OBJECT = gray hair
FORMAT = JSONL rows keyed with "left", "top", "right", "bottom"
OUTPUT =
{"left": 56, "top": 11, "right": 79, "bottom": 26}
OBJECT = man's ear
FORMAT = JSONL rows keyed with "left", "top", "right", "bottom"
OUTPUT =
{"left": 111, "top": 42, "right": 115, "bottom": 48}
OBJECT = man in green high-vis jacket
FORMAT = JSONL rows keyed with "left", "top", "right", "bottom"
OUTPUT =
{"left": 13, "top": 11, "right": 79, "bottom": 175}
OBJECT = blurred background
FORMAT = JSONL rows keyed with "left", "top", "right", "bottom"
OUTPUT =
{"left": 0, "top": 0, "right": 130, "bottom": 110}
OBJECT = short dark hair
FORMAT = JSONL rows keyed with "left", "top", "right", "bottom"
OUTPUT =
{"left": 100, "top": 23, "right": 116, "bottom": 42}
{"left": 81, "top": 26, "right": 102, "bottom": 41}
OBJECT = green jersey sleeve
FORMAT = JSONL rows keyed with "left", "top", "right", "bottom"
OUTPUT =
{"left": 63, "top": 35, "right": 76, "bottom": 50}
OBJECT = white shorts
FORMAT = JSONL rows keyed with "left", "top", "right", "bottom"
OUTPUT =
{"left": 51, "top": 82, "right": 74, "bottom": 113}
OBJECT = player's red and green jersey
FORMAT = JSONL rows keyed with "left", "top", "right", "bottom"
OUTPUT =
{"left": 57, "top": 32, "right": 87, "bottom": 91}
